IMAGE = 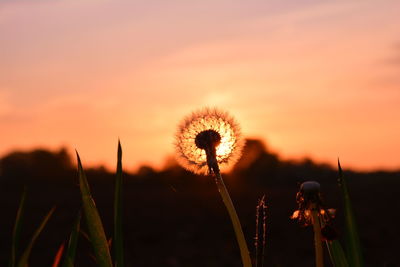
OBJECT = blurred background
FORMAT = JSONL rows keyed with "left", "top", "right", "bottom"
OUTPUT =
{"left": 1, "top": 0, "right": 400, "bottom": 171}
{"left": 1, "top": 0, "right": 399, "bottom": 266}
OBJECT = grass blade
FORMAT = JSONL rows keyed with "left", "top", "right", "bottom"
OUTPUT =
{"left": 76, "top": 152, "right": 113, "bottom": 267}
{"left": 61, "top": 212, "right": 81, "bottom": 267}
{"left": 16, "top": 206, "right": 56, "bottom": 267}
{"left": 326, "top": 240, "right": 349, "bottom": 267}
{"left": 337, "top": 159, "right": 364, "bottom": 267}
{"left": 113, "top": 140, "right": 124, "bottom": 267}
{"left": 9, "top": 187, "right": 27, "bottom": 267}
{"left": 52, "top": 243, "right": 65, "bottom": 267}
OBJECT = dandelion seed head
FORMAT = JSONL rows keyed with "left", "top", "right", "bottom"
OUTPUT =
{"left": 174, "top": 107, "right": 244, "bottom": 175}
{"left": 195, "top": 129, "right": 221, "bottom": 150}
{"left": 292, "top": 181, "right": 336, "bottom": 227}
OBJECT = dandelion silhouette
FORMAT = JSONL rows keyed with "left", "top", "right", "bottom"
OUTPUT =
{"left": 291, "top": 181, "right": 338, "bottom": 267}
{"left": 175, "top": 108, "right": 251, "bottom": 267}
{"left": 175, "top": 108, "right": 244, "bottom": 175}
{"left": 291, "top": 181, "right": 336, "bottom": 228}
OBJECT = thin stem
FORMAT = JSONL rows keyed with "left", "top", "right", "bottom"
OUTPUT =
{"left": 255, "top": 196, "right": 267, "bottom": 267}
{"left": 310, "top": 204, "right": 324, "bottom": 267}
{"left": 255, "top": 204, "right": 260, "bottom": 267}
{"left": 261, "top": 199, "right": 266, "bottom": 267}
{"left": 214, "top": 171, "right": 252, "bottom": 267}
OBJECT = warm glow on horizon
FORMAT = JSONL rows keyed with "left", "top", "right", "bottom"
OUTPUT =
{"left": 1, "top": 0, "right": 400, "bottom": 172}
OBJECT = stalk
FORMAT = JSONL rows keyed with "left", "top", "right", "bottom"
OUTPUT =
{"left": 197, "top": 129, "right": 252, "bottom": 267}
{"left": 310, "top": 204, "right": 324, "bottom": 267}
{"left": 255, "top": 196, "right": 266, "bottom": 267}
{"left": 214, "top": 170, "right": 252, "bottom": 267}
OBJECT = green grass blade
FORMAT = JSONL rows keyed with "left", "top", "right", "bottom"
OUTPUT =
{"left": 9, "top": 187, "right": 27, "bottom": 267}
{"left": 113, "top": 140, "right": 124, "bottom": 267}
{"left": 337, "top": 159, "right": 364, "bottom": 267}
{"left": 16, "top": 206, "right": 56, "bottom": 267}
{"left": 326, "top": 240, "right": 349, "bottom": 267}
{"left": 76, "top": 152, "right": 113, "bottom": 267}
{"left": 61, "top": 212, "right": 81, "bottom": 267}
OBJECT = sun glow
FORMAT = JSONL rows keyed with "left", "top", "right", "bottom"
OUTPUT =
{"left": 216, "top": 123, "right": 236, "bottom": 159}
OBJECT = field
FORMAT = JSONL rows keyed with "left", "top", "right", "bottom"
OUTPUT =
{"left": 0, "top": 139, "right": 398, "bottom": 266}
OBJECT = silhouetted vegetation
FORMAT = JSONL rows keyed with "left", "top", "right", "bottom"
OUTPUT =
{"left": 0, "top": 139, "right": 398, "bottom": 266}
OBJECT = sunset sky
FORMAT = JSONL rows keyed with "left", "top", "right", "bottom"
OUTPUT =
{"left": 1, "top": 0, "right": 400, "bottom": 172}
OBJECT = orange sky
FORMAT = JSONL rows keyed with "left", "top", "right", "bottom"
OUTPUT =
{"left": 1, "top": 0, "right": 400, "bottom": 172}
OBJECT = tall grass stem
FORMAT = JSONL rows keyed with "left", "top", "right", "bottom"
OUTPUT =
{"left": 338, "top": 160, "right": 364, "bottom": 267}
{"left": 113, "top": 141, "right": 124, "bottom": 267}
{"left": 76, "top": 152, "right": 113, "bottom": 267}
{"left": 214, "top": 171, "right": 252, "bottom": 267}
{"left": 255, "top": 196, "right": 267, "bottom": 267}
{"left": 16, "top": 206, "right": 55, "bottom": 267}
{"left": 10, "top": 187, "right": 27, "bottom": 267}
{"left": 61, "top": 212, "right": 81, "bottom": 267}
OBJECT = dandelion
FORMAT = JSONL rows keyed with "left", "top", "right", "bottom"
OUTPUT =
{"left": 174, "top": 108, "right": 251, "bottom": 267}
{"left": 291, "top": 182, "right": 336, "bottom": 226}
{"left": 175, "top": 107, "right": 244, "bottom": 175}
{"left": 291, "top": 181, "right": 338, "bottom": 267}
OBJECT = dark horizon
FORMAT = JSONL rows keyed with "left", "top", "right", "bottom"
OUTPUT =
{"left": 0, "top": 138, "right": 398, "bottom": 266}
{"left": 2, "top": 138, "right": 400, "bottom": 176}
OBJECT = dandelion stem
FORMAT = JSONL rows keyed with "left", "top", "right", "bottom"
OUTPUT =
{"left": 311, "top": 204, "right": 324, "bottom": 267}
{"left": 214, "top": 171, "right": 252, "bottom": 267}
